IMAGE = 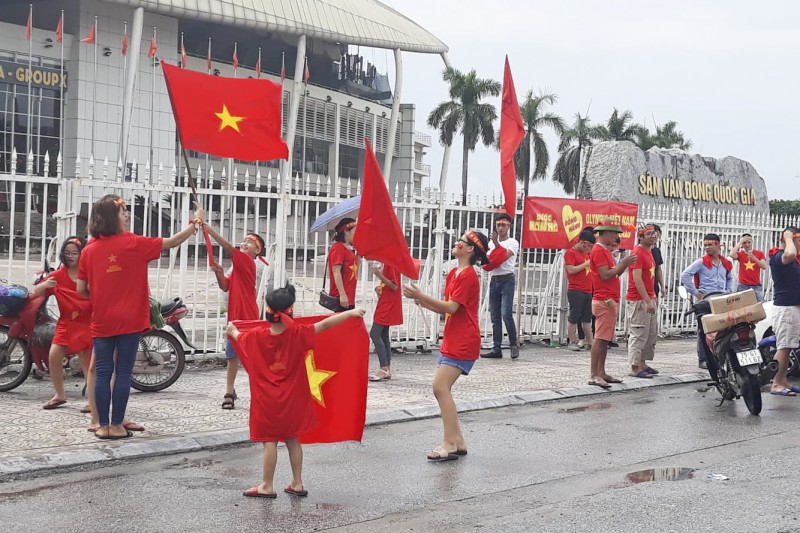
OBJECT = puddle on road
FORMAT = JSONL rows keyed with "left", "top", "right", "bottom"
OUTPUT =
{"left": 625, "top": 467, "right": 695, "bottom": 484}
{"left": 558, "top": 402, "right": 611, "bottom": 414}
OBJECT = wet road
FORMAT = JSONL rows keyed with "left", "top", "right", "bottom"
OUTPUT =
{"left": 3, "top": 383, "right": 800, "bottom": 533}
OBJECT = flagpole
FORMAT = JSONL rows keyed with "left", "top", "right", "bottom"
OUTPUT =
{"left": 204, "top": 37, "right": 211, "bottom": 187}
{"left": 26, "top": 4, "right": 33, "bottom": 164}
{"left": 177, "top": 31, "right": 184, "bottom": 183}
{"left": 301, "top": 56, "right": 307, "bottom": 177}
{"left": 91, "top": 16, "right": 97, "bottom": 159}
{"left": 255, "top": 46, "right": 261, "bottom": 175}
{"left": 148, "top": 26, "right": 156, "bottom": 173}
{"left": 227, "top": 43, "right": 236, "bottom": 192}
{"left": 58, "top": 10, "right": 64, "bottom": 162}
{"left": 118, "top": 21, "right": 127, "bottom": 176}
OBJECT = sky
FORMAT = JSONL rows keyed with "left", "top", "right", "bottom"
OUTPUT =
{"left": 372, "top": 0, "right": 800, "bottom": 201}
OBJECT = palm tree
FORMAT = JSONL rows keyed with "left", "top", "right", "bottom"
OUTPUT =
{"left": 428, "top": 67, "right": 501, "bottom": 205}
{"left": 652, "top": 121, "right": 692, "bottom": 150}
{"left": 552, "top": 113, "right": 604, "bottom": 197}
{"left": 596, "top": 108, "right": 644, "bottom": 143}
{"left": 514, "top": 90, "right": 564, "bottom": 198}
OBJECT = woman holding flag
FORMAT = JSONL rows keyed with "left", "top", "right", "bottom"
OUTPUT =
{"left": 403, "top": 230, "right": 489, "bottom": 462}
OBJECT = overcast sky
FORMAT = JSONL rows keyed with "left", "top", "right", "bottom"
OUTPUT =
{"left": 376, "top": 0, "right": 799, "bottom": 201}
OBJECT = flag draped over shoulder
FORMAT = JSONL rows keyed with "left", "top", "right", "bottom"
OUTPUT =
{"left": 229, "top": 315, "right": 369, "bottom": 444}
{"left": 499, "top": 56, "right": 524, "bottom": 217}
{"left": 353, "top": 140, "right": 420, "bottom": 279}
{"left": 161, "top": 61, "right": 288, "bottom": 161}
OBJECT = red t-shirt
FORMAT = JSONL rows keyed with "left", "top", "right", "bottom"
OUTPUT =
{"left": 226, "top": 249, "right": 258, "bottom": 321}
{"left": 590, "top": 243, "right": 620, "bottom": 302}
{"left": 564, "top": 247, "right": 592, "bottom": 293}
{"left": 44, "top": 266, "right": 93, "bottom": 353}
{"left": 78, "top": 232, "right": 163, "bottom": 337}
{"left": 736, "top": 250, "right": 765, "bottom": 285}
{"left": 373, "top": 264, "right": 403, "bottom": 326}
{"left": 626, "top": 245, "right": 656, "bottom": 300}
{"left": 234, "top": 323, "right": 317, "bottom": 442}
{"left": 440, "top": 266, "right": 480, "bottom": 361}
{"left": 328, "top": 242, "right": 358, "bottom": 304}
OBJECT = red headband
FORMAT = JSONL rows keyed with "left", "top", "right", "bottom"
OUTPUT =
{"left": 66, "top": 238, "right": 82, "bottom": 247}
{"left": 244, "top": 234, "right": 262, "bottom": 253}
{"left": 336, "top": 221, "right": 356, "bottom": 233}
{"left": 265, "top": 305, "right": 294, "bottom": 326}
{"left": 638, "top": 225, "right": 655, "bottom": 237}
{"left": 465, "top": 231, "right": 487, "bottom": 253}
{"left": 703, "top": 239, "right": 719, "bottom": 245}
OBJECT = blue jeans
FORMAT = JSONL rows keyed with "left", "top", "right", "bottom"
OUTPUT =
{"left": 489, "top": 275, "right": 517, "bottom": 352}
{"left": 737, "top": 283, "right": 763, "bottom": 302}
{"left": 93, "top": 333, "right": 141, "bottom": 426}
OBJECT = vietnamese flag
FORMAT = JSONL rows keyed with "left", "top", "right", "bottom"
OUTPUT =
{"left": 499, "top": 56, "right": 524, "bottom": 217}
{"left": 25, "top": 6, "right": 32, "bottom": 41}
{"left": 121, "top": 29, "right": 128, "bottom": 56}
{"left": 161, "top": 61, "right": 288, "bottom": 161}
{"left": 230, "top": 315, "right": 369, "bottom": 444}
{"left": 55, "top": 13, "right": 63, "bottom": 44}
{"left": 353, "top": 139, "right": 420, "bottom": 279}
{"left": 147, "top": 33, "right": 157, "bottom": 59}
{"left": 81, "top": 21, "right": 95, "bottom": 44}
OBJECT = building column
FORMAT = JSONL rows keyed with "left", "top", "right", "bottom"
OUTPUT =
{"left": 273, "top": 35, "right": 306, "bottom": 289}
{"left": 118, "top": 7, "right": 144, "bottom": 171}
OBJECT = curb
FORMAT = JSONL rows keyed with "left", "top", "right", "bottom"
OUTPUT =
{"left": 0, "top": 372, "right": 708, "bottom": 479}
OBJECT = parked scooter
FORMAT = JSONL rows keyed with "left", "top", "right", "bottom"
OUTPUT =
{"left": 679, "top": 287, "right": 772, "bottom": 415}
{"left": 753, "top": 300, "right": 800, "bottom": 379}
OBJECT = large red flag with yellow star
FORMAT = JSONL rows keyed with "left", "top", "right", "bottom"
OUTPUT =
{"left": 161, "top": 61, "right": 288, "bottom": 162}
{"left": 230, "top": 314, "right": 369, "bottom": 444}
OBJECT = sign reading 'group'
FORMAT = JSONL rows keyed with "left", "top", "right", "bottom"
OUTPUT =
{"left": 522, "top": 197, "right": 638, "bottom": 250}
{"left": 0, "top": 60, "right": 65, "bottom": 89}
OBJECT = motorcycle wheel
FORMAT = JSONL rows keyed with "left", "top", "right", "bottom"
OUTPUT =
{"left": 130, "top": 330, "right": 185, "bottom": 393}
{"left": 0, "top": 326, "right": 33, "bottom": 392}
{"left": 788, "top": 349, "right": 800, "bottom": 378}
{"left": 740, "top": 373, "right": 762, "bottom": 416}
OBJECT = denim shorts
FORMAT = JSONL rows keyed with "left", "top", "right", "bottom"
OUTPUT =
{"left": 437, "top": 354, "right": 475, "bottom": 375}
{"left": 225, "top": 339, "right": 238, "bottom": 359}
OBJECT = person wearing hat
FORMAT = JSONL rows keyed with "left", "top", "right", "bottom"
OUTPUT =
{"left": 481, "top": 213, "right": 520, "bottom": 359}
{"left": 626, "top": 225, "right": 660, "bottom": 379}
{"left": 588, "top": 219, "right": 637, "bottom": 388}
{"left": 564, "top": 229, "right": 596, "bottom": 351}
{"left": 680, "top": 233, "right": 733, "bottom": 370}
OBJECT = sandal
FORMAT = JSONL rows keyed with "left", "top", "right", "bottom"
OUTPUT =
{"left": 43, "top": 399, "right": 67, "bottom": 410}
{"left": 243, "top": 486, "right": 277, "bottom": 499}
{"left": 284, "top": 485, "right": 309, "bottom": 497}
{"left": 427, "top": 445, "right": 459, "bottom": 462}
{"left": 123, "top": 421, "right": 145, "bottom": 432}
{"left": 222, "top": 391, "right": 237, "bottom": 410}
{"left": 644, "top": 366, "right": 659, "bottom": 375}
{"left": 369, "top": 369, "right": 391, "bottom": 382}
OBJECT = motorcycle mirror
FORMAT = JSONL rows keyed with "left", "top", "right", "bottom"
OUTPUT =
{"left": 678, "top": 286, "right": 689, "bottom": 300}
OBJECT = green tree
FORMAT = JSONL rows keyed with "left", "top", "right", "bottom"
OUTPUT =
{"left": 652, "top": 121, "right": 692, "bottom": 150}
{"left": 428, "top": 67, "right": 501, "bottom": 205}
{"left": 514, "top": 90, "right": 564, "bottom": 198}
{"left": 769, "top": 199, "right": 800, "bottom": 216}
{"left": 596, "top": 108, "right": 645, "bottom": 143}
{"left": 552, "top": 113, "right": 604, "bottom": 197}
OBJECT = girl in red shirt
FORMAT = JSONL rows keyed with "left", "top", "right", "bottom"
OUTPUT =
{"left": 32, "top": 237, "right": 92, "bottom": 411}
{"left": 77, "top": 195, "right": 203, "bottom": 440}
{"left": 369, "top": 263, "right": 403, "bottom": 381}
{"left": 226, "top": 284, "right": 365, "bottom": 498}
{"left": 403, "top": 230, "right": 489, "bottom": 462}
{"left": 328, "top": 218, "right": 359, "bottom": 311}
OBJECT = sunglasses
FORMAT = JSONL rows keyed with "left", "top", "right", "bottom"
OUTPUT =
{"left": 458, "top": 238, "right": 472, "bottom": 246}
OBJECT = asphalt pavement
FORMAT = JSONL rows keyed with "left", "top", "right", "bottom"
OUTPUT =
{"left": 1, "top": 383, "right": 799, "bottom": 533}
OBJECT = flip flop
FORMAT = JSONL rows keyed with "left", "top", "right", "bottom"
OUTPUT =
{"left": 284, "top": 485, "right": 308, "bottom": 497}
{"left": 123, "top": 421, "right": 145, "bottom": 432}
{"left": 243, "top": 487, "right": 277, "bottom": 499}
{"left": 96, "top": 430, "right": 134, "bottom": 440}
{"left": 427, "top": 445, "right": 459, "bottom": 462}
{"left": 790, "top": 385, "right": 800, "bottom": 394}
{"left": 629, "top": 370, "right": 653, "bottom": 379}
{"left": 770, "top": 388, "right": 797, "bottom": 397}
{"left": 644, "top": 366, "right": 659, "bottom": 375}
{"left": 42, "top": 399, "right": 67, "bottom": 410}
{"left": 80, "top": 406, "right": 92, "bottom": 414}
{"left": 603, "top": 376, "right": 623, "bottom": 384}
{"left": 588, "top": 380, "right": 611, "bottom": 389}
{"left": 454, "top": 449, "right": 468, "bottom": 456}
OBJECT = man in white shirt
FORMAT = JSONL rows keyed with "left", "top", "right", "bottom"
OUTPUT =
{"left": 481, "top": 213, "right": 521, "bottom": 359}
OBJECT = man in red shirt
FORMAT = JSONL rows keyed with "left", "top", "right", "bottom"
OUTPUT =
{"left": 729, "top": 233, "right": 767, "bottom": 302}
{"left": 626, "top": 225, "right": 659, "bottom": 378}
{"left": 564, "top": 229, "right": 595, "bottom": 351}
{"left": 589, "top": 219, "right": 637, "bottom": 388}
{"left": 205, "top": 224, "right": 265, "bottom": 410}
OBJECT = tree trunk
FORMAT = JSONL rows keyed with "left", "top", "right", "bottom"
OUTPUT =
{"left": 461, "top": 136, "right": 469, "bottom": 206}
{"left": 524, "top": 132, "right": 532, "bottom": 198}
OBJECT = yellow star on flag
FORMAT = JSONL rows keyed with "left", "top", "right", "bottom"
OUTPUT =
{"left": 743, "top": 260, "right": 755, "bottom": 271}
{"left": 305, "top": 350, "right": 336, "bottom": 407}
{"left": 215, "top": 105, "right": 245, "bottom": 133}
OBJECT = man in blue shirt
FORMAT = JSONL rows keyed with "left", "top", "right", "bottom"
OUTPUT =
{"left": 768, "top": 227, "right": 800, "bottom": 396}
{"left": 681, "top": 233, "right": 734, "bottom": 369}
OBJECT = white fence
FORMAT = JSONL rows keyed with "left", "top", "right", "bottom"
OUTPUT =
{"left": 1, "top": 153, "right": 796, "bottom": 356}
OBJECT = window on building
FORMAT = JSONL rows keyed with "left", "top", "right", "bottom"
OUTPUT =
{"left": 292, "top": 137, "right": 329, "bottom": 176}
{"left": 339, "top": 144, "right": 361, "bottom": 180}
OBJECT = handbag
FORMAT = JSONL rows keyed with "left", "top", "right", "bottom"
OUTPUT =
{"left": 0, "top": 282, "right": 29, "bottom": 316}
{"left": 319, "top": 253, "right": 341, "bottom": 312}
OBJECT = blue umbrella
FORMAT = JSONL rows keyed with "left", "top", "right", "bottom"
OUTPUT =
{"left": 308, "top": 195, "right": 361, "bottom": 235}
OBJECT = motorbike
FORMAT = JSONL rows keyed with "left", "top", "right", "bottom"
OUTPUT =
{"left": 680, "top": 288, "right": 772, "bottom": 415}
{"left": 753, "top": 300, "right": 800, "bottom": 379}
{"left": 0, "top": 293, "right": 192, "bottom": 393}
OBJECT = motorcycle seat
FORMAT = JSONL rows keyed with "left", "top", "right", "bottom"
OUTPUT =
{"left": 159, "top": 298, "right": 183, "bottom": 315}
{"left": 758, "top": 335, "right": 776, "bottom": 348}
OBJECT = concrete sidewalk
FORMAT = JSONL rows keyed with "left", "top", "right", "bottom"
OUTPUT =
{"left": 0, "top": 338, "right": 704, "bottom": 477}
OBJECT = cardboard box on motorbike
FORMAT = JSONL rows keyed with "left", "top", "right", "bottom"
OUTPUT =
{"left": 706, "top": 289, "right": 758, "bottom": 314}
{"left": 701, "top": 303, "right": 767, "bottom": 333}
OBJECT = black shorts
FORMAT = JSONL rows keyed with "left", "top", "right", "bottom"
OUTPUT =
{"left": 567, "top": 290, "right": 592, "bottom": 324}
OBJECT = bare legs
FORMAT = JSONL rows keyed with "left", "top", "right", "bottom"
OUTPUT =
{"left": 249, "top": 439, "right": 304, "bottom": 496}
{"left": 431, "top": 363, "right": 466, "bottom": 453}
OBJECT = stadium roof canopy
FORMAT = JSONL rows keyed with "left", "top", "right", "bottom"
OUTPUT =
{"left": 105, "top": 0, "right": 449, "bottom": 54}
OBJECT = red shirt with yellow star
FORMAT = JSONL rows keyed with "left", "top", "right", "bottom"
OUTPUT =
{"left": 234, "top": 323, "right": 318, "bottom": 442}
{"left": 328, "top": 242, "right": 358, "bottom": 304}
{"left": 736, "top": 250, "right": 765, "bottom": 286}
{"left": 564, "top": 247, "right": 592, "bottom": 293}
{"left": 226, "top": 248, "right": 258, "bottom": 322}
{"left": 626, "top": 245, "right": 656, "bottom": 300}
{"left": 78, "top": 232, "right": 163, "bottom": 337}
{"left": 43, "top": 266, "right": 92, "bottom": 353}
{"left": 440, "top": 266, "right": 481, "bottom": 361}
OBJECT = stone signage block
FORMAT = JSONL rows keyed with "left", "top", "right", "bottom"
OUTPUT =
{"left": 578, "top": 141, "right": 769, "bottom": 214}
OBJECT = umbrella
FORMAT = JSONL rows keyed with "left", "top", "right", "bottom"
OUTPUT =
{"left": 308, "top": 195, "right": 361, "bottom": 234}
